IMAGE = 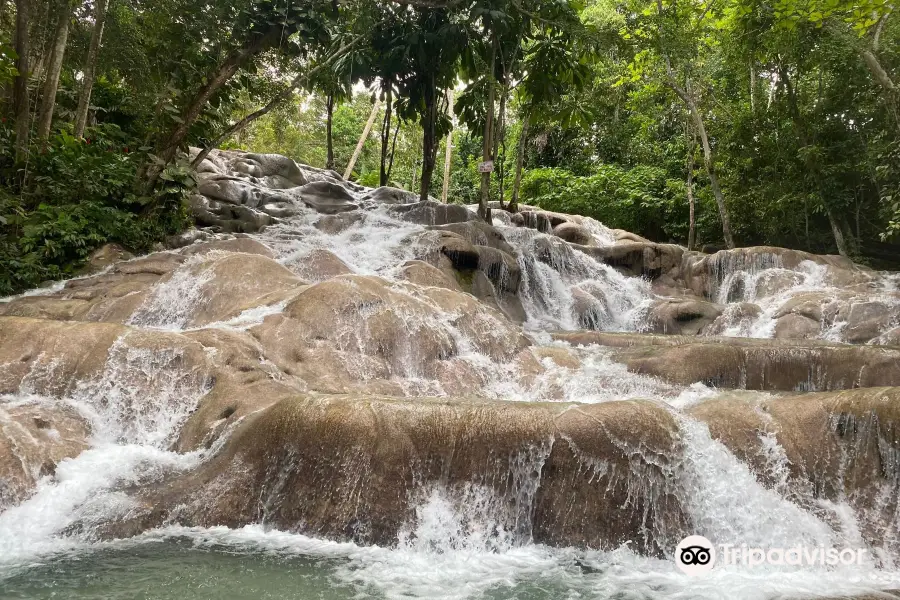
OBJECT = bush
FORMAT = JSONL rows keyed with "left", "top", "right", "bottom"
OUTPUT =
{"left": 519, "top": 164, "right": 689, "bottom": 242}
{"left": 0, "top": 123, "right": 193, "bottom": 296}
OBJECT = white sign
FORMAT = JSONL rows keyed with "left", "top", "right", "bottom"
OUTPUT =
{"left": 478, "top": 161, "right": 494, "bottom": 173}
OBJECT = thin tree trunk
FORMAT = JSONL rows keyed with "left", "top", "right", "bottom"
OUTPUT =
{"left": 861, "top": 12, "right": 900, "bottom": 134}
{"left": 74, "top": 0, "right": 109, "bottom": 138}
{"left": 478, "top": 40, "right": 497, "bottom": 222}
{"left": 380, "top": 81, "right": 392, "bottom": 186}
{"left": 667, "top": 80, "right": 735, "bottom": 249}
{"left": 144, "top": 27, "right": 280, "bottom": 191}
{"left": 37, "top": 1, "right": 71, "bottom": 144}
{"left": 494, "top": 83, "right": 507, "bottom": 207}
{"left": 826, "top": 207, "right": 849, "bottom": 257}
{"left": 28, "top": 0, "right": 48, "bottom": 82}
{"left": 686, "top": 133, "right": 696, "bottom": 251}
{"left": 656, "top": 0, "right": 732, "bottom": 247}
{"left": 749, "top": 63, "right": 757, "bottom": 114}
{"left": 419, "top": 79, "right": 438, "bottom": 202}
{"left": 441, "top": 90, "right": 454, "bottom": 203}
{"left": 509, "top": 109, "right": 530, "bottom": 213}
{"left": 344, "top": 98, "right": 380, "bottom": 180}
{"left": 13, "top": 0, "right": 30, "bottom": 163}
{"left": 386, "top": 117, "right": 400, "bottom": 182}
{"left": 325, "top": 93, "right": 335, "bottom": 171}
{"left": 780, "top": 64, "right": 849, "bottom": 257}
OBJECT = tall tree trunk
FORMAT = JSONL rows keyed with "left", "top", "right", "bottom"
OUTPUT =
{"left": 419, "top": 79, "right": 438, "bottom": 202}
{"left": 509, "top": 108, "right": 530, "bottom": 213}
{"left": 478, "top": 40, "right": 497, "bottom": 223}
{"left": 386, "top": 118, "right": 400, "bottom": 182}
{"left": 325, "top": 93, "right": 335, "bottom": 171}
{"left": 781, "top": 64, "right": 850, "bottom": 257}
{"left": 73, "top": 0, "right": 109, "bottom": 138}
{"left": 441, "top": 90, "right": 454, "bottom": 203}
{"left": 380, "top": 81, "right": 393, "bottom": 187}
{"left": 861, "top": 12, "right": 900, "bottom": 134}
{"left": 493, "top": 83, "right": 507, "bottom": 207}
{"left": 36, "top": 1, "right": 71, "bottom": 144}
{"left": 344, "top": 97, "right": 380, "bottom": 180}
{"left": 826, "top": 207, "right": 850, "bottom": 257}
{"left": 13, "top": 0, "right": 30, "bottom": 163}
{"left": 686, "top": 132, "right": 696, "bottom": 251}
{"left": 667, "top": 81, "right": 735, "bottom": 249}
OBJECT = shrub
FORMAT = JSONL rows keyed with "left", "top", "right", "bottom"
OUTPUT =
{"left": 0, "top": 124, "right": 193, "bottom": 295}
{"left": 519, "top": 164, "right": 688, "bottom": 242}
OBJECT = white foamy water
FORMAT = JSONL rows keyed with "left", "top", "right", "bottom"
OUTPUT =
{"left": 712, "top": 257, "right": 900, "bottom": 342}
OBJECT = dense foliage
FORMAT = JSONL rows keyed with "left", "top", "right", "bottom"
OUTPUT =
{"left": 0, "top": 0, "right": 898, "bottom": 293}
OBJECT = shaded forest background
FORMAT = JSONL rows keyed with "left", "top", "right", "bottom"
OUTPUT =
{"left": 1, "top": 0, "right": 899, "bottom": 295}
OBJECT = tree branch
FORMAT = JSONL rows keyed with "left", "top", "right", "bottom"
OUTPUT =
{"left": 191, "top": 36, "right": 363, "bottom": 169}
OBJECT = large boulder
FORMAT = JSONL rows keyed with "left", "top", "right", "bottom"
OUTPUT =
{"left": 361, "top": 186, "right": 419, "bottom": 205}
{"left": 297, "top": 181, "right": 358, "bottom": 214}
{"left": 292, "top": 249, "right": 353, "bottom": 282}
{"left": 647, "top": 298, "right": 724, "bottom": 335}
{"left": 552, "top": 221, "right": 593, "bottom": 246}
{"left": 389, "top": 200, "right": 478, "bottom": 226}
{"left": 575, "top": 242, "right": 684, "bottom": 280}
{"left": 0, "top": 402, "right": 90, "bottom": 511}
{"left": 104, "top": 395, "right": 687, "bottom": 553}
{"left": 130, "top": 252, "right": 305, "bottom": 328}
{"left": 190, "top": 194, "right": 273, "bottom": 233}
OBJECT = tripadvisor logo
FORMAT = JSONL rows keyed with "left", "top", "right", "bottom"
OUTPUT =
{"left": 674, "top": 535, "right": 868, "bottom": 576}
{"left": 675, "top": 535, "right": 716, "bottom": 576}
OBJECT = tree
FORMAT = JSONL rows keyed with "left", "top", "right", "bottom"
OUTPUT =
{"left": 74, "top": 0, "right": 110, "bottom": 138}
{"left": 36, "top": 0, "right": 72, "bottom": 143}
{"left": 12, "top": 0, "right": 28, "bottom": 162}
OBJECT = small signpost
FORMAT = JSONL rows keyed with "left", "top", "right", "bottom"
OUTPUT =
{"left": 478, "top": 160, "right": 494, "bottom": 173}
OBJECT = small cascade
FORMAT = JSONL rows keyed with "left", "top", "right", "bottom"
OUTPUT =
{"left": 128, "top": 254, "right": 214, "bottom": 331}
{"left": 0, "top": 331, "right": 213, "bottom": 570}
{"left": 501, "top": 227, "right": 654, "bottom": 332}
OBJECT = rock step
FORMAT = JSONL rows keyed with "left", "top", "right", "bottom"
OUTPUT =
{"left": 555, "top": 331, "right": 900, "bottom": 391}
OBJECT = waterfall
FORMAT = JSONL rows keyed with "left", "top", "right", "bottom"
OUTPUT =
{"left": 2, "top": 152, "right": 900, "bottom": 600}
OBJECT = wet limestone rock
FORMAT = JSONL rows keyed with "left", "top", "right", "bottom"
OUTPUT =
{"left": 389, "top": 200, "right": 477, "bottom": 226}
{"left": 604, "top": 334, "right": 900, "bottom": 391}
{"left": 552, "top": 221, "right": 593, "bottom": 246}
{"left": 173, "top": 252, "right": 305, "bottom": 327}
{"left": 399, "top": 260, "right": 462, "bottom": 292}
{"left": 292, "top": 249, "right": 353, "bottom": 282}
{"left": 576, "top": 242, "right": 684, "bottom": 280}
{"left": 82, "top": 244, "right": 135, "bottom": 274}
{"left": 297, "top": 181, "right": 358, "bottom": 214}
{"left": 0, "top": 403, "right": 90, "bottom": 511}
{"left": 109, "top": 395, "right": 687, "bottom": 553}
{"left": 361, "top": 186, "right": 419, "bottom": 205}
{"left": 773, "top": 313, "right": 822, "bottom": 340}
{"left": 648, "top": 298, "right": 724, "bottom": 335}
{"left": 191, "top": 193, "right": 273, "bottom": 233}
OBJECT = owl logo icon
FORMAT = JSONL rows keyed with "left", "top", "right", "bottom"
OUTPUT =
{"left": 675, "top": 535, "right": 716, "bottom": 575}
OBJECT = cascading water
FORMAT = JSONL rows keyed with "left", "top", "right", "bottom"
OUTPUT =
{"left": 2, "top": 155, "right": 900, "bottom": 599}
